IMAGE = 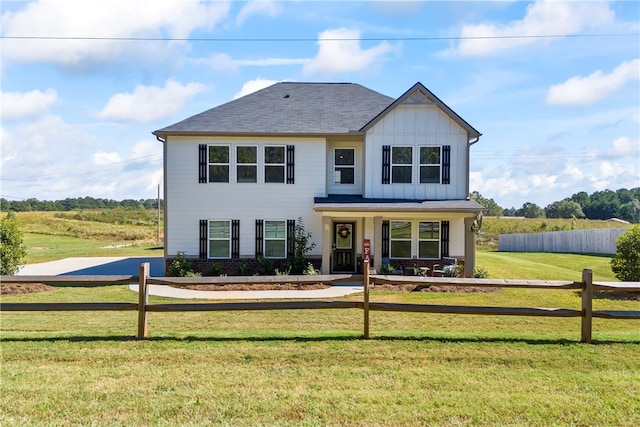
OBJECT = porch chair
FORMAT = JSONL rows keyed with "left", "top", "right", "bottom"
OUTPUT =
{"left": 432, "top": 257, "right": 458, "bottom": 277}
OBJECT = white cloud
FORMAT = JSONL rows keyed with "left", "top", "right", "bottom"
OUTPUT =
{"left": 452, "top": 0, "right": 615, "bottom": 56}
{"left": 236, "top": 0, "right": 280, "bottom": 25}
{"left": 0, "top": 89, "right": 58, "bottom": 120}
{"left": 546, "top": 59, "right": 640, "bottom": 106}
{"left": 1, "top": 0, "right": 230, "bottom": 68}
{"left": 93, "top": 151, "right": 123, "bottom": 166}
{"left": 199, "top": 53, "right": 309, "bottom": 71}
{"left": 303, "top": 28, "right": 398, "bottom": 76}
{"left": 98, "top": 80, "right": 207, "bottom": 123}
{"left": 233, "top": 78, "right": 281, "bottom": 99}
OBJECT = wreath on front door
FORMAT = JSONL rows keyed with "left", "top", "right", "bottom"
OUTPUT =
{"left": 338, "top": 225, "right": 351, "bottom": 239}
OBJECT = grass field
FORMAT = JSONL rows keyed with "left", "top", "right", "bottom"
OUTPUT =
{"left": 2, "top": 211, "right": 638, "bottom": 425}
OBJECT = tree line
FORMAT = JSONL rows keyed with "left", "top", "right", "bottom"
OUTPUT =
{"left": 471, "top": 188, "right": 640, "bottom": 223}
{"left": 0, "top": 196, "right": 163, "bottom": 212}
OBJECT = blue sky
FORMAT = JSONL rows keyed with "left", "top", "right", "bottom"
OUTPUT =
{"left": 1, "top": 0, "right": 638, "bottom": 209}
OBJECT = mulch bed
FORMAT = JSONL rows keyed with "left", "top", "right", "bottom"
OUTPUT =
{"left": 1, "top": 283, "right": 57, "bottom": 295}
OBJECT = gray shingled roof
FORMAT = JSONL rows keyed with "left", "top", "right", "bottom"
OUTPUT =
{"left": 154, "top": 82, "right": 395, "bottom": 136}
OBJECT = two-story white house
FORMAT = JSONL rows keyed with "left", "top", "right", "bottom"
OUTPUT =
{"left": 153, "top": 82, "right": 483, "bottom": 276}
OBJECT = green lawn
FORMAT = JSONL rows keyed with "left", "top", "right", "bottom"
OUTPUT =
{"left": 3, "top": 224, "right": 639, "bottom": 425}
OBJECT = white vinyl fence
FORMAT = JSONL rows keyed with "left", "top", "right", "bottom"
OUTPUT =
{"left": 498, "top": 229, "right": 627, "bottom": 255}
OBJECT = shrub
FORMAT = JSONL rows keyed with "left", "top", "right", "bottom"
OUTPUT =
{"left": 288, "top": 217, "right": 316, "bottom": 274}
{"left": 0, "top": 212, "right": 27, "bottom": 275}
{"left": 610, "top": 224, "right": 640, "bottom": 281}
{"left": 379, "top": 264, "right": 396, "bottom": 274}
{"left": 275, "top": 266, "right": 291, "bottom": 276}
{"left": 167, "top": 252, "right": 195, "bottom": 277}
{"left": 237, "top": 262, "right": 252, "bottom": 276}
{"left": 206, "top": 263, "right": 223, "bottom": 277}
{"left": 303, "top": 262, "right": 319, "bottom": 275}
{"left": 257, "top": 256, "right": 275, "bottom": 275}
{"left": 473, "top": 265, "right": 490, "bottom": 278}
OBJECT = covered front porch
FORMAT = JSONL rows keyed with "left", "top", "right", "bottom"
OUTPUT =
{"left": 313, "top": 196, "right": 483, "bottom": 277}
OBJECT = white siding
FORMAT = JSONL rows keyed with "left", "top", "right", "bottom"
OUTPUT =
{"left": 364, "top": 104, "right": 469, "bottom": 200}
{"left": 165, "top": 136, "right": 326, "bottom": 257}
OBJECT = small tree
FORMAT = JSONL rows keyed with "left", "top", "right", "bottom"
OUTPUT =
{"left": 1, "top": 212, "right": 27, "bottom": 275}
{"left": 288, "top": 217, "right": 316, "bottom": 274}
{"left": 610, "top": 224, "right": 640, "bottom": 281}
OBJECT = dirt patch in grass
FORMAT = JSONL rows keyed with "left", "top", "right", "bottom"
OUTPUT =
{"left": 1, "top": 283, "right": 56, "bottom": 295}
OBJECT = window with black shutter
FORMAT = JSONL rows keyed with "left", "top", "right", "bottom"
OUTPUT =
{"left": 441, "top": 220, "right": 450, "bottom": 257}
{"left": 198, "top": 145, "right": 207, "bottom": 183}
{"left": 442, "top": 145, "right": 451, "bottom": 185}
{"left": 287, "top": 219, "right": 296, "bottom": 257}
{"left": 382, "top": 145, "right": 390, "bottom": 184}
{"left": 231, "top": 220, "right": 240, "bottom": 258}
{"left": 255, "top": 220, "right": 264, "bottom": 256}
{"left": 382, "top": 220, "right": 390, "bottom": 257}
{"left": 199, "top": 219, "right": 208, "bottom": 258}
{"left": 286, "top": 145, "right": 295, "bottom": 184}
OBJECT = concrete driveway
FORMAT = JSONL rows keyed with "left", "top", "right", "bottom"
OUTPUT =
{"left": 17, "top": 256, "right": 165, "bottom": 276}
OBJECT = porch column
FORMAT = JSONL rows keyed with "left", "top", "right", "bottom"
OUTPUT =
{"left": 321, "top": 215, "right": 331, "bottom": 274}
{"left": 373, "top": 216, "right": 383, "bottom": 273}
{"left": 464, "top": 217, "right": 476, "bottom": 278}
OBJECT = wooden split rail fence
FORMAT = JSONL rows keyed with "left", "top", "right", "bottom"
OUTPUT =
{"left": 2, "top": 262, "right": 639, "bottom": 343}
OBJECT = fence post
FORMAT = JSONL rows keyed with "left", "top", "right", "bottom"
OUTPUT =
{"left": 581, "top": 268, "right": 593, "bottom": 343}
{"left": 363, "top": 260, "right": 370, "bottom": 339}
{"left": 137, "top": 262, "right": 150, "bottom": 339}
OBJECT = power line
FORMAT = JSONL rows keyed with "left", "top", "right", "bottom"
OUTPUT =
{"left": 1, "top": 33, "right": 637, "bottom": 42}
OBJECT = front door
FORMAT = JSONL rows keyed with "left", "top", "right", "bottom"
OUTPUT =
{"left": 333, "top": 222, "right": 355, "bottom": 272}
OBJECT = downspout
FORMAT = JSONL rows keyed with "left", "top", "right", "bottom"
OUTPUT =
{"left": 465, "top": 133, "right": 481, "bottom": 198}
{"left": 154, "top": 134, "right": 168, "bottom": 270}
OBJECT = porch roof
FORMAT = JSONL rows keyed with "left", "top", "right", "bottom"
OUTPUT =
{"left": 313, "top": 195, "right": 484, "bottom": 213}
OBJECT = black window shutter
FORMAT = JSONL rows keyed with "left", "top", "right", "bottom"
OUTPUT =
{"left": 382, "top": 145, "right": 390, "bottom": 184}
{"left": 441, "top": 220, "right": 450, "bottom": 257}
{"left": 199, "top": 219, "right": 208, "bottom": 258}
{"left": 198, "top": 144, "right": 207, "bottom": 183}
{"left": 287, "top": 219, "right": 296, "bottom": 257}
{"left": 231, "top": 220, "right": 240, "bottom": 259}
{"left": 255, "top": 220, "right": 264, "bottom": 257}
{"left": 442, "top": 145, "right": 451, "bottom": 185}
{"left": 382, "top": 220, "right": 390, "bottom": 257}
{"left": 286, "top": 145, "right": 295, "bottom": 184}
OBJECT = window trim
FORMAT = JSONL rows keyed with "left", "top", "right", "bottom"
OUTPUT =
{"left": 333, "top": 147, "right": 356, "bottom": 185}
{"left": 387, "top": 219, "right": 443, "bottom": 260}
{"left": 263, "top": 219, "right": 287, "bottom": 259}
{"left": 391, "top": 146, "right": 413, "bottom": 184}
{"left": 208, "top": 144, "right": 230, "bottom": 183}
{"left": 236, "top": 145, "right": 258, "bottom": 183}
{"left": 418, "top": 221, "right": 441, "bottom": 259}
{"left": 264, "top": 145, "right": 286, "bottom": 184}
{"left": 419, "top": 146, "right": 441, "bottom": 184}
{"left": 208, "top": 219, "right": 231, "bottom": 259}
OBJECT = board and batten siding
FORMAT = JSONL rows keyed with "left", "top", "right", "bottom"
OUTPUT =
{"left": 165, "top": 136, "right": 326, "bottom": 257}
{"left": 364, "top": 104, "right": 469, "bottom": 200}
{"left": 498, "top": 229, "right": 627, "bottom": 255}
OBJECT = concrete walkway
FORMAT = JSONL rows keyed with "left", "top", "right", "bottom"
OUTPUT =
{"left": 17, "top": 257, "right": 364, "bottom": 300}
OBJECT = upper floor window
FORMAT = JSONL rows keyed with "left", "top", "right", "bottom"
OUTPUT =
{"left": 265, "top": 146, "right": 285, "bottom": 183}
{"left": 419, "top": 146, "right": 441, "bottom": 184}
{"left": 392, "top": 147, "right": 412, "bottom": 184}
{"left": 199, "top": 144, "right": 294, "bottom": 184}
{"left": 237, "top": 146, "right": 257, "bottom": 183}
{"left": 334, "top": 148, "right": 355, "bottom": 184}
{"left": 208, "top": 145, "right": 229, "bottom": 183}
